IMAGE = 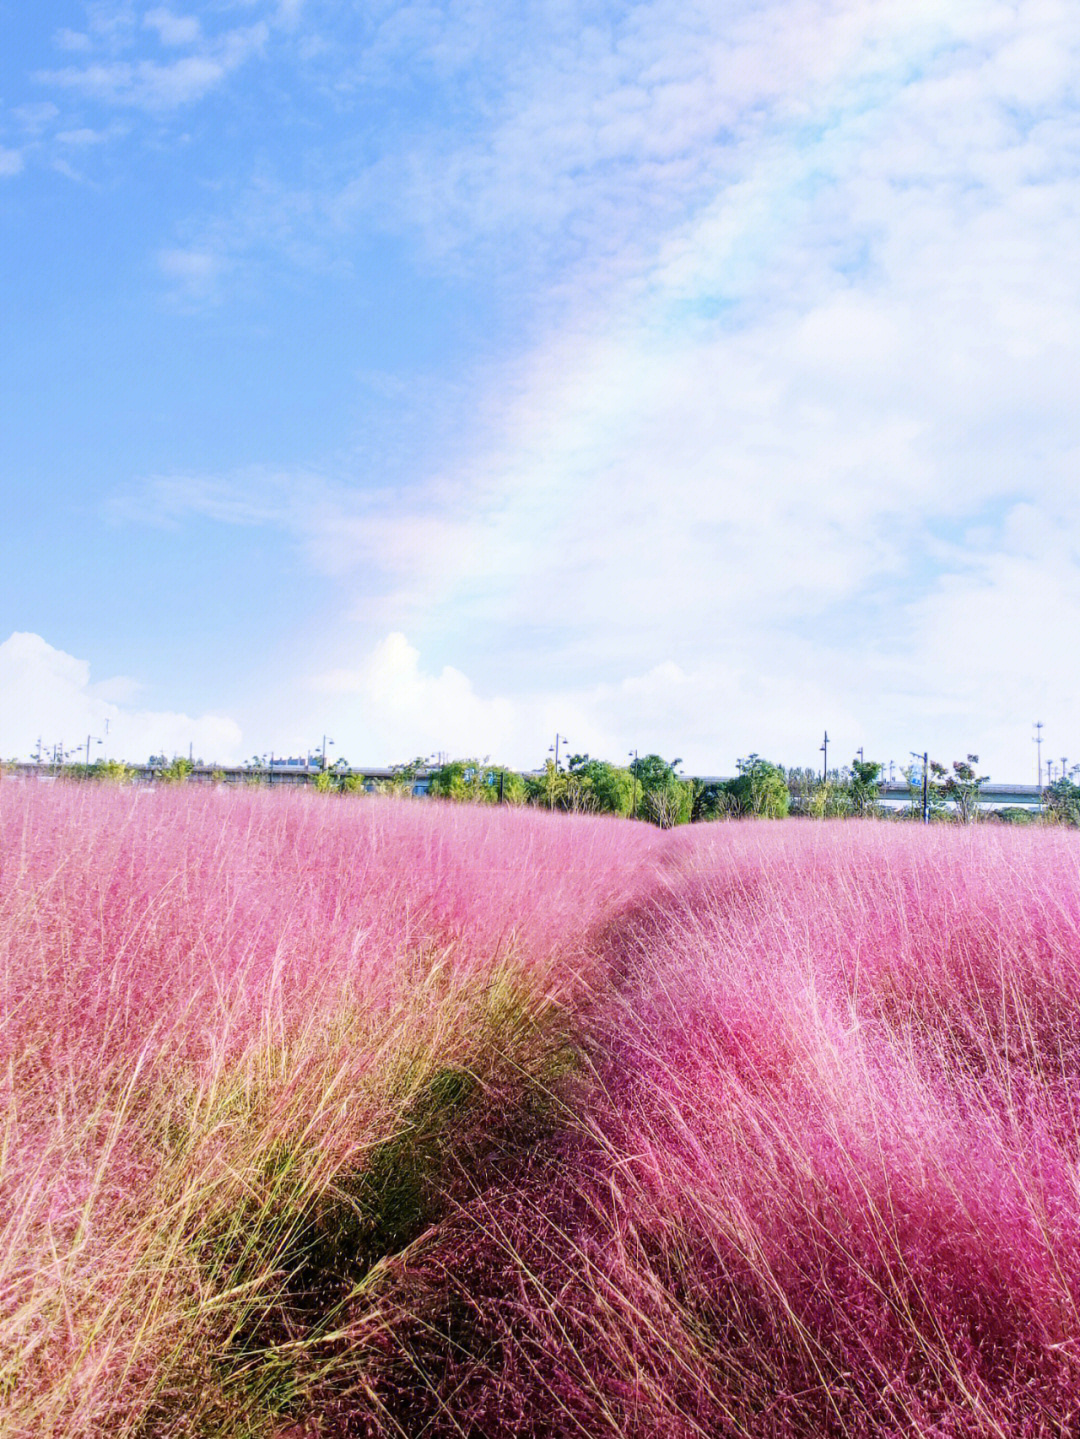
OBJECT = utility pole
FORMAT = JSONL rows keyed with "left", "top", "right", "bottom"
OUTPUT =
{"left": 1034, "top": 721, "right": 1044, "bottom": 788}
{"left": 910, "top": 751, "right": 929, "bottom": 824}
{"left": 922, "top": 751, "right": 929, "bottom": 825}
{"left": 547, "top": 733, "right": 568, "bottom": 810}
{"left": 820, "top": 730, "right": 829, "bottom": 781}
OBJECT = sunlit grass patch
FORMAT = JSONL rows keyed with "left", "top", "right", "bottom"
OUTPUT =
{"left": 0, "top": 783, "right": 655, "bottom": 1437}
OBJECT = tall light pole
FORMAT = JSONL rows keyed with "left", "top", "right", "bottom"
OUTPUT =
{"left": 910, "top": 751, "right": 929, "bottom": 825}
{"left": 1034, "top": 720, "right": 1044, "bottom": 788}
{"left": 321, "top": 735, "right": 334, "bottom": 770}
{"left": 85, "top": 735, "right": 102, "bottom": 767}
{"left": 547, "top": 733, "right": 568, "bottom": 809}
{"left": 820, "top": 730, "right": 829, "bottom": 781}
{"left": 629, "top": 749, "right": 639, "bottom": 820}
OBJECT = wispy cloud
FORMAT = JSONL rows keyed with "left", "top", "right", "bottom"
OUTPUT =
{"left": 157, "top": 246, "right": 227, "bottom": 301}
{"left": 143, "top": 8, "right": 202, "bottom": 48}
{"left": 116, "top": 0, "right": 1080, "bottom": 774}
{"left": 37, "top": 20, "right": 268, "bottom": 112}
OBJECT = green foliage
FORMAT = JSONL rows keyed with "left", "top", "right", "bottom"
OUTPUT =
{"left": 562, "top": 757, "right": 636, "bottom": 815}
{"left": 1043, "top": 769, "right": 1080, "bottom": 826}
{"left": 849, "top": 759, "right": 884, "bottom": 816}
{"left": 626, "top": 754, "right": 693, "bottom": 826}
{"left": 722, "top": 755, "right": 790, "bottom": 818}
{"left": 902, "top": 760, "right": 944, "bottom": 822}
{"left": 526, "top": 759, "right": 568, "bottom": 810}
{"left": 375, "top": 757, "right": 429, "bottom": 797}
{"left": 157, "top": 757, "right": 194, "bottom": 785}
{"left": 989, "top": 806, "right": 1036, "bottom": 825}
{"left": 315, "top": 764, "right": 368, "bottom": 795}
{"left": 783, "top": 761, "right": 881, "bottom": 819}
{"left": 930, "top": 754, "right": 989, "bottom": 824}
{"left": 690, "top": 779, "right": 733, "bottom": 822}
{"left": 429, "top": 759, "right": 525, "bottom": 804}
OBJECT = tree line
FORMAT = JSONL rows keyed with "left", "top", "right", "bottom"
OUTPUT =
{"left": 10, "top": 751, "right": 1080, "bottom": 827}
{"left": 355, "top": 752, "right": 1080, "bottom": 828}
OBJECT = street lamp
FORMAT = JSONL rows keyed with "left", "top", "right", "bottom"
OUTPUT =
{"left": 320, "top": 736, "right": 334, "bottom": 770}
{"left": 546, "top": 733, "right": 568, "bottom": 809}
{"left": 548, "top": 733, "right": 568, "bottom": 771}
{"left": 910, "top": 751, "right": 929, "bottom": 825}
{"left": 820, "top": 730, "right": 829, "bottom": 781}
{"left": 85, "top": 735, "right": 103, "bottom": 768}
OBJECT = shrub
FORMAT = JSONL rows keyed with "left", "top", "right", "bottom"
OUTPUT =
{"left": 722, "top": 753, "right": 790, "bottom": 817}
{"left": 429, "top": 759, "right": 526, "bottom": 804}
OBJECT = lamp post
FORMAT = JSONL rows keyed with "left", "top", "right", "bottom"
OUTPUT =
{"left": 910, "top": 751, "right": 929, "bottom": 825}
{"left": 547, "top": 733, "right": 568, "bottom": 810}
{"left": 321, "top": 735, "right": 334, "bottom": 770}
{"left": 820, "top": 730, "right": 829, "bottom": 780}
{"left": 629, "top": 749, "right": 639, "bottom": 820}
{"left": 85, "top": 735, "right": 102, "bottom": 768}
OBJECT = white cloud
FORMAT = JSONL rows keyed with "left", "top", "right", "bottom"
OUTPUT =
{"left": 38, "top": 22, "right": 268, "bottom": 111}
{"left": 0, "top": 147, "right": 24, "bottom": 177}
{"left": 0, "top": 633, "right": 244, "bottom": 764}
{"left": 54, "top": 28, "right": 93, "bottom": 53}
{"left": 12, "top": 101, "right": 60, "bottom": 132}
{"left": 56, "top": 127, "right": 107, "bottom": 147}
{"left": 311, "top": 632, "right": 519, "bottom": 762}
{"left": 105, "top": 0, "right": 1080, "bottom": 778}
{"left": 274, "top": 0, "right": 305, "bottom": 29}
{"left": 143, "top": 8, "right": 202, "bottom": 47}
{"left": 157, "top": 246, "right": 226, "bottom": 300}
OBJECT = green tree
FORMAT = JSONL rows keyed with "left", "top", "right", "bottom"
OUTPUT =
{"left": 628, "top": 754, "right": 693, "bottom": 826}
{"left": 430, "top": 759, "right": 525, "bottom": 804}
{"left": 375, "top": 757, "right": 429, "bottom": 797}
{"left": 722, "top": 755, "right": 790, "bottom": 818}
{"left": 690, "top": 779, "right": 734, "bottom": 822}
{"left": 525, "top": 758, "right": 568, "bottom": 811}
{"left": 849, "top": 759, "right": 883, "bottom": 816}
{"left": 563, "top": 756, "right": 636, "bottom": 816}
{"left": 1043, "top": 768, "right": 1080, "bottom": 826}
{"left": 157, "top": 757, "right": 193, "bottom": 785}
{"left": 930, "top": 755, "right": 988, "bottom": 824}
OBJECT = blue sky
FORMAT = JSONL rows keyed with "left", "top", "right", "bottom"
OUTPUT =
{"left": 2, "top": 0, "right": 1079, "bottom": 779}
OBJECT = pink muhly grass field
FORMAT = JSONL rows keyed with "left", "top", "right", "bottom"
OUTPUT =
{"left": 6, "top": 784, "right": 1080, "bottom": 1439}
{"left": 398, "top": 821, "right": 1080, "bottom": 1438}
{"left": 0, "top": 780, "right": 658, "bottom": 1437}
